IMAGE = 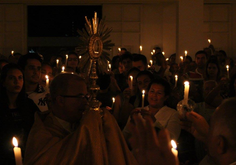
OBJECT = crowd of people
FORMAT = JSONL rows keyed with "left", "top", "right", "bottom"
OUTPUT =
{"left": 0, "top": 45, "right": 236, "bottom": 165}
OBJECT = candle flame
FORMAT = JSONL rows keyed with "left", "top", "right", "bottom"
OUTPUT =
{"left": 180, "top": 56, "right": 183, "bottom": 60}
{"left": 226, "top": 65, "right": 229, "bottom": 69}
{"left": 153, "top": 49, "right": 155, "bottom": 53}
{"left": 139, "top": 46, "right": 142, "bottom": 51}
{"left": 171, "top": 140, "right": 177, "bottom": 149}
{"left": 66, "top": 54, "right": 68, "bottom": 59}
{"left": 166, "top": 58, "right": 169, "bottom": 61}
{"left": 184, "top": 81, "right": 189, "bottom": 86}
{"left": 112, "top": 97, "right": 115, "bottom": 103}
{"left": 151, "top": 52, "right": 153, "bottom": 55}
{"left": 12, "top": 137, "right": 18, "bottom": 147}
{"left": 62, "top": 66, "right": 65, "bottom": 72}
{"left": 175, "top": 75, "right": 178, "bottom": 79}
{"left": 45, "top": 75, "right": 49, "bottom": 79}
{"left": 79, "top": 56, "right": 82, "bottom": 59}
{"left": 56, "top": 59, "right": 59, "bottom": 63}
{"left": 130, "top": 75, "right": 133, "bottom": 81}
{"left": 184, "top": 50, "right": 187, "bottom": 56}
{"left": 11, "top": 50, "right": 14, "bottom": 55}
{"left": 208, "top": 39, "right": 211, "bottom": 43}
{"left": 142, "top": 90, "right": 145, "bottom": 94}
{"left": 162, "top": 52, "right": 165, "bottom": 55}
{"left": 118, "top": 48, "right": 121, "bottom": 52}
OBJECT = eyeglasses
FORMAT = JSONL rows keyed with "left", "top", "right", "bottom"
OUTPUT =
{"left": 60, "top": 94, "right": 91, "bottom": 100}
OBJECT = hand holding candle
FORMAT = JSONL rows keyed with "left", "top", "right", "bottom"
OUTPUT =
{"left": 12, "top": 137, "right": 23, "bottom": 165}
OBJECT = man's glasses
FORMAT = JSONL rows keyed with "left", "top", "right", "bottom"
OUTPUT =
{"left": 60, "top": 94, "right": 91, "bottom": 100}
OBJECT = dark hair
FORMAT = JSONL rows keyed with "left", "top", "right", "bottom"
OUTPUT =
{"left": 97, "top": 74, "right": 111, "bottom": 90}
{"left": 195, "top": 50, "right": 207, "bottom": 58}
{"left": 17, "top": 53, "right": 43, "bottom": 70}
{"left": 185, "top": 55, "right": 192, "bottom": 62}
{"left": 0, "top": 63, "right": 26, "bottom": 107}
{"left": 205, "top": 58, "right": 221, "bottom": 80}
{"left": 219, "top": 50, "right": 227, "bottom": 57}
{"left": 132, "top": 54, "right": 147, "bottom": 65}
{"left": 121, "top": 48, "right": 127, "bottom": 51}
{"left": 120, "top": 52, "right": 133, "bottom": 62}
{"left": 228, "top": 74, "right": 236, "bottom": 97}
{"left": 68, "top": 51, "right": 78, "bottom": 56}
{"left": 136, "top": 70, "right": 154, "bottom": 81}
{"left": 147, "top": 78, "right": 172, "bottom": 97}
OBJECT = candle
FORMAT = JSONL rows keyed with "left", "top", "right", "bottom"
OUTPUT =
{"left": 65, "top": 54, "right": 68, "bottom": 66}
{"left": 151, "top": 52, "right": 153, "bottom": 55}
{"left": 79, "top": 56, "right": 82, "bottom": 60}
{"left": 142, "top": 90, "right": 145, "bottom": 108}
{"left": 139, "top": 45, "right": 142, "bottom": 52}
{"left": 118, "top": 47, "right": 121, "bottom": 52}
{"left": 11, "top": 50, "right": 14, "bottom": 56}
{"left": 12, "top": 137, "right": 23, "bottom": 165}
{"left": 111, "top": 97, "right": 115, "bottom": 109}
{"left": 45, "top": 75, "right": 49, "bottom": 88}
{"left": 162, "top": 51, "right": 165, "bottom": 56}
{"left": 56, "top": 59, "right": 59, "bottom": 68}
{"left": 166, "top": 58, "right": 169, "bottom": 61}
{"left": 61, "top": 66, "right": 65, "bottom": 72}
{"left": 150, "top": 60, "right": 153, "bottom": 66}
{"left": 153, "top": 49, "right": 155, "bottom": 53}
{"left": 148, "top": 64, "right": 151, "bottom": 68}
{"left": 183, "top": 81, "right": 190, "bottom": 105}
{"left": 171, "top": 140, "right": 178, "bottom": 158}
{"left": 226, "top": 65, "right": 230, "bottom": 79}
{"left": 208, "top": 39, "right": 211, "bottom": 44}
{"left": 180, "top": 56, "right": 183, "bottom": 62}
{"left": 108, "top": 64, "right": 111, "bottom": 71}
{"left": 130, "top": 76, "right": 133, "bottom": 91}
{"left": 175, "top": 75, "right": 178, "bottom": 88}
{"left": 184, "top": 50, "right": 188, "bottom": 57}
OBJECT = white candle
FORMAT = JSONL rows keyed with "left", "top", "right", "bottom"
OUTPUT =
{"left": 111, "top": 97, "right": 115, "bottom": 109}
{"left": 130, "top": 76, "right": 133, "bottom": 91}
{"left": 12, "top": 137, "right": 23, "bottom": 165}
{"left": 150, "top": 60, "right": 153, "bottom": 66}
{"left": 108, "top": 64, "right": 111, "bottom": 71}
{"left": 180, "top": 56, "right": 183, "bottom": 62}
{"left": 139, "top": 45, "right": 142, "bottom": 52}
{"left": 208, "top": 39, "right": 211, "bottom": 44}
{"left": 11, "top": 50, "right": 14, "bottom": 56}
{"left": 56, "top": 59, "right": 59, "bottom": 68}
{"left": 175, "top": 75, "right": 178, "bottom": 88}
{"left": 171, "top": 140, "right": 178, "bottom": 158}
{"left": 45, "top": 75, "right": 49, "bottom": 88}
{"left": 162, "top": 51, "right": 165, "bottom": 56}
{"left": 226, "top": 65, "right": 230, "bottom": 79}
{"left": 184, "top": 50, "right": 188, "bottom": 57}
{"left": 61, "top": 66, "right": 65, "bottom": 72}
{"left": 183, "top": 81, "right": 190, "bottom": 105}
{"left": 142, "top": 90, "right": 145, "bottom": 108}
{"left": 65, "top": 54, "right": 68, "bottom": 66}
{"left": 118, "top": 47, "right": 121, "bottom": 52}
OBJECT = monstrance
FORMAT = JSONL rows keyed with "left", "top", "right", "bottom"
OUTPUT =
{"left": 76, "top": 12, "right": 114, "bottom": 111}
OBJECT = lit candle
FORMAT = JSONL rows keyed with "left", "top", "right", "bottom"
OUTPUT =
{"left": 175, "top": 75, "right": 178, "bottom": 88}
{"left": 79, "top": 56, "right": 82, "bottom": 60}
{"left": 56, "top": 59, "right": 59, "bottom": 68}
{"left": 65, "top": 54, "right": 68, "bottom": 66}
{"left": 148, "top": 64, "right": 151, "bottom": 68}
{"left": 208, "top": 39, "right": 211, "bottom": 44}
{"left": 153, "top": 49, "right": 155, "bottom": 53}
{"left": 108, "top": 64, "right": 111, "bottom": 71}
{"left": 183, "top": 81, "right": 190, "bottom": 105}
{"left": 45, "top": 75, "right": 49, "bottom": 88}
{"left": 166, "top": 58, "right": 169, "bottom": 61}
{"left": 61, "top": 66, "right": 65, "bottom": 72}
{"left": 11, "top": 50, "right": 14, "bottom": 56}
{"left": 139, "top": 45, "right": 142, "bottom": 52}
{"left": 12, "top": 137, "right": 23, "bottom": 165}
{"left": 226, "top": 65, "right": 230, "bottom": 79}
{"left": 111, "top": 97, "right": 115, "bottom": 109}
{"left": 151, "top": 52, "right": 153, "bottom": 55}
{"left": 150, "top": 60, "right": 153, "bottom": 66}
{"left": 180, "top": 56, "right": 183, "bottom": 62}
{"left": 118, "top": 47, "right": 121, "bottom": 52}
{"left": 130, "top": 76, "right": 133, "bottom": 91}
{"left": 171, "top": 140, "right": 178, "bottom": 158}
{"left": 142, "top": 90, "right": 145, "bottom": 108}
{"left": 184, "top": 50, "right": 188, "bottom": 57}
{"left": 162, "top": 51, "right": 165, "bottom": 56}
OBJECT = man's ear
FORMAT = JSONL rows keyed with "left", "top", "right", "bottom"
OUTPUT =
{"left": 217, "top": 135, "right": 227, "bottom": 154}
{"left": 56, "top": 96, "right": 65, "bottom": 106}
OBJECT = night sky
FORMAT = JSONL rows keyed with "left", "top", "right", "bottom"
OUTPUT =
{"left": 27, "top": 5, "right": 102, "bottom": 37}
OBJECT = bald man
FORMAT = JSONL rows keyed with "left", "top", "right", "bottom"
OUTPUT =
{"left": 181, "top": 98, "right": 236, "bottom": 165}
{"left": 24, "top": 73, "right": 138, "bottom": 165}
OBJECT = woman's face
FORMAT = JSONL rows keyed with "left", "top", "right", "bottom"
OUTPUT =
{"left": 207, "top": 63, "right": 218, "bottom": 78}
{"left": 147, "top": 83, "right": 167, "bottom": 108}
{"left": 137, "top": 74, "right": 151, "bottom": 91}
{"left": 67, "top": 54, "right": 79, "bottom": 69}
{"left": 40, "top": 65, "right": 53, "bottom": 87}
{"left": 3, "top": 69, "right": 23, "bottom": 94}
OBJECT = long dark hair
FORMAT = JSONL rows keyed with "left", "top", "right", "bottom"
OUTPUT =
{"left": 0, "top": 63, "right": 26, "bottom": 108}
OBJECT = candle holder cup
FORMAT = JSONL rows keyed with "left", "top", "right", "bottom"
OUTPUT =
{"left": 177, "top": 99, "right": 196, "bottom": 119}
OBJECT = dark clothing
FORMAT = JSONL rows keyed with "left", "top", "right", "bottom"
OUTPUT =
{"left": 129, "top": 93, "right": 149, "bottom": 108}
{"left": 0, "top": 97, "right": 39, "bottom": 164}
{"left": 115, "top": 73, "right": 128, "bottom": 92}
